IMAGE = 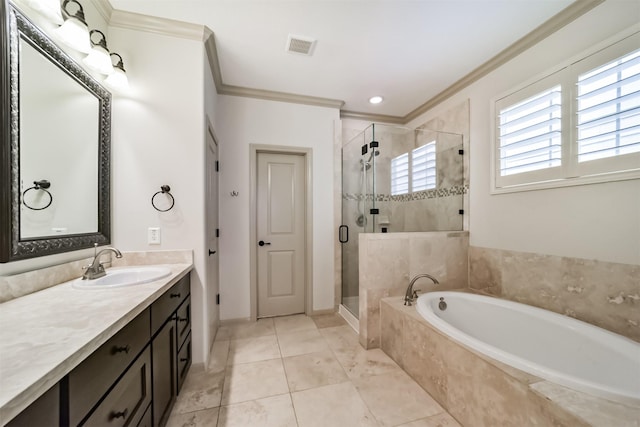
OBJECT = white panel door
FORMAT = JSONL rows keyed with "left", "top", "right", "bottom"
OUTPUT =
{"left": 257, "top": 152, "right": 306, "bottom": 317}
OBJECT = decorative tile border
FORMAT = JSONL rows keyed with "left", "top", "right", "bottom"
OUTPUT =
{"left": 342, "top": 184, "right": 468, "bottom": 202}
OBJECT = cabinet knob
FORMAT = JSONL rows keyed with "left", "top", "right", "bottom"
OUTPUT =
{"left": 180, "top": 357, "right": 189, "bottom": 363}
{"left": 178, "top": 317, "right": 188, "bottom": 323}
{"left": 170, "top": 293, "right": 181, "bottom": 298}
{"left": 110, "top": 408, "right": 128, "bottom": 420}
{"left": 112, "top": 345, "right": 131, "bottom": 355}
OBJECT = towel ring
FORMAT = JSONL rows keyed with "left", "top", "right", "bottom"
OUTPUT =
{"left": 152, "top": 185, "right": 175, "bottom": 212}
{"left": 23, "top": 180, "right": 53, "bottom": 211}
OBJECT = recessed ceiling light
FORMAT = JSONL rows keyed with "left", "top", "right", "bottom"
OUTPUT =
{"left": 369, "top": 96, "right": 383, "bottom": 104}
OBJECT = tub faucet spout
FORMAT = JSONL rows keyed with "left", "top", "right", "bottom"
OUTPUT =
{"left": 404, "top": 273, "right": 439, "bottom": 306}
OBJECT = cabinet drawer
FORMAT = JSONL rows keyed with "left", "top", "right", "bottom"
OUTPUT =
{"left": 82, "top": 346, "right": 152, "bottom": 427}
{"left": 176, "top": 296, "right": 191, "bottom": 350}
{"left": 68, "top": 309, "right": 150, "bottom": 426}
{"left": 151, "top": 274, "right": 190, "bottom": 336}
{"left": 177, "top": 333, "right": 192, "bottom": 394}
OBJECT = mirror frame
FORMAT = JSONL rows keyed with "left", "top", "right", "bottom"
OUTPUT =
{"left": 0, "top": 2, "right": 111, "bottom": 262}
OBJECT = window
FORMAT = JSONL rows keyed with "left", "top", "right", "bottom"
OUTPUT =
{"left": 390, "top": 142, "right": 437, "bottom": 195}
{"left": 493, "top": 31, "right": 640, "bottom": 192}
{"left": 576, "top": 50, "right": 640, "bottom": 163}
{"left": 498, "top": 85, "right": 562, "bottom": 177}
{"left": 391, "top": 153, "right": 409, "bottom": 195}
{"left": 411, "top": 142, "right": 437, "bottom": 191}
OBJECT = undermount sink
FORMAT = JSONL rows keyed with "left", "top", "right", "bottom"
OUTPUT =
{"left": 72, "top": 266, "right": 172, "bottom": 289}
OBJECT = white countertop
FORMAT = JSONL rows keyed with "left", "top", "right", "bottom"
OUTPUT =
{"left": 0, "top": 263, "right": 193, "bottom": 425}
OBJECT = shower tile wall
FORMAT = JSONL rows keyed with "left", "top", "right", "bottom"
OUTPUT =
{"left": 469, "top": 246, "right": 640, "bottom": 342}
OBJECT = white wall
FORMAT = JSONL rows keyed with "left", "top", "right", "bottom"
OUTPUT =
{"left": 215, "top": 96, "right": 339, "bottom": 320}
{"left": 107, "top": 26, "right": 211, "bottom": 365}
{"left": 408, "top": 0, "right": 640, "bottom": 265}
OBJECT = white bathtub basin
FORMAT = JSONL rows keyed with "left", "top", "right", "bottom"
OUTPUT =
{"left": 72, "top": 266, "right": 171, "bottom": 289}
{"left": 416, "top": 291, "right": 640, "bottom": 406}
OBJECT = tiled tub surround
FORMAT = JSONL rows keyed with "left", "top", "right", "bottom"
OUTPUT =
{"left": 0, "top": 254, "right": 193, "bottom": 424}
{"left": 380, "top": 297, "right": 640, "bottom": 427}
{"left": 469, "top": 246, "right": 640, "bottom": 343}
{"left": 358, "top": 231, "right": 468, "bottom": 349}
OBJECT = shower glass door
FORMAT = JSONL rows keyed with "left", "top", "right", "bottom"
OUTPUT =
{"left": 340, "top": 125, "right": 378, "bottom": 317}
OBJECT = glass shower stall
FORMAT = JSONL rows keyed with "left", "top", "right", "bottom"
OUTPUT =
{"left": 339, "top": 124, "right": 465, "bottom": 317}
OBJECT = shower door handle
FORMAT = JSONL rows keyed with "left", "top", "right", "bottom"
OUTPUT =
{"left": 339, "top": 225, "right": 349, "bottom": 243}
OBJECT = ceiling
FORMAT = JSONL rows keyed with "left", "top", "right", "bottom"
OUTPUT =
{"left": 110, "top": 0, "right": 577, "bottom": 120}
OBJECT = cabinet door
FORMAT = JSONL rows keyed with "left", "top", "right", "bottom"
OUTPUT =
{"left": 7, "top": 383, "right": 59, "bottom": 427}
{"left": 152, "top": 319, "right": 176, "bottom": 427}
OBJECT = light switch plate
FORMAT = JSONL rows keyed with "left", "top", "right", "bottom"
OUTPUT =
{"left": 148, "top": 227, "right": 161, "bottom": 245}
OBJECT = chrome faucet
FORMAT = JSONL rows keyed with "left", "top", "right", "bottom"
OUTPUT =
{"left": 404, "top": 273, "right": 439, "bottom": 306}
{"left": 82, "top": 245, "right": 123, "bottom": 280}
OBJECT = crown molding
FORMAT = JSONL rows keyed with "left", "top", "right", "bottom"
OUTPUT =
{"left": 218, "top": 84, "right": 345, "bottom": 110}
{"left": 402, "top": 0, "right": 605, "bottom": 124}
{"left": 109, "top": 9, "right": 206, "bottom": 41}
{"left": 103, "top": 0, "right": 605, "bottom": 121}
{"left": 340, "top": 110, "right": 404, "bottom": 125}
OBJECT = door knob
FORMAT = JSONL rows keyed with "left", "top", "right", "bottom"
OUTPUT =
{"left": 258, "top": 240, "right": 271, "bottom": 246}
{"left": 209, "top": 249, "right": 216, "bottom": 256}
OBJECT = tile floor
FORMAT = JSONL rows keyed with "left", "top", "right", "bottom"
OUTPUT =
{"left": 167, "top": 314, "right": 461, "bottom": 427}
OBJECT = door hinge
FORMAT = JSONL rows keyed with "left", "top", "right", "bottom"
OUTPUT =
{"left": 216, "top": 294, "right": 220, "bottom": 305}
{"left": 459, "top": 209, "right": 464, "bottom": 215}
{"left": 458, "top": 149, "right": 464, "bottom": 155}
{"left": 216, "top": 228, "right": 220, "bottom": 237}
{"left": 215, "top": 161, "right": 219, "bottom": 172}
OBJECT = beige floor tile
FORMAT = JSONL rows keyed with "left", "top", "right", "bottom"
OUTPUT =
{"left": 278, "top": 329, "right": 329, "bottom": 357}
{"left": 218, "top": 394, "right": 297, "bottom": 427}
{"left": 310, "top": 313, "right": 347, "bottom": 329}
{"left": 274, "top": 314, "right": 317, "bottom": 335}
{"left": 353, "top": 370, "right": 444, "bottom": 427}
{"left": 166, "top": 407, "right": 219, "bottom": 427}
{"left": 227, "top": 334, "right": 281, "bottom": 365}
{"left": 221, "top": 358, "right": 289, "bottom": 405}
{"left": 172, "top": 370, "right": 225, "bottom": 414}
{"left": 333, "top": 346, "right": 404, "bottom": 379}
{"left": 292, "top": 381, "right": 380, "bottom": 427}
{"left": 283, "top": 350, "right": 348, "bottom": 392}
{"left": 207, "top": 339, "right": 229, "bottom": 373}
{"left": 319, "top": 324, "right": 361, "bottom": 350}
{"left": 396, "top": 412, "right": 462, "bottom": 427}
{"left": 223, "top": 318, "right": 275, "bottom": 340}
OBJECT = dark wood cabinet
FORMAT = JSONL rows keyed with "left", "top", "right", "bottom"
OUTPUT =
{"left": 82, "top": 347, "right": 152, "bottom": 427}
{"left": 152, "top": 319, "right": 176, "bottom": 427}
{"left": 67, "top": 309, "right": 151, "bottom": 426}
{"left": 150, "top": 274, "right": 191, "bottom": 427}
{"left": 7, "top": 273, "right": 191, "bottom": 427}
{"left": 6, "top": 383, "right": 59, "bottom": 427}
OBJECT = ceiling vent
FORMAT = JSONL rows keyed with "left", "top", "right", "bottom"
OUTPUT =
{"left": 286, "top": 34, "right": 316, "bottom": 56}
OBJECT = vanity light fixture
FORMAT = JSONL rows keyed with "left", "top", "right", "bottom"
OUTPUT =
{"left": 369, "top": 96, "right": 384, "bottom": 104}
{"left": 24, "top": 0, "right": 63, "bottom": 24}
{"left": 83, "top": 30, "right": 114, "bottom": 75}
{"left": 104, "top": 53, "right": 129, "bottom": 91}
{"left": 53, "top": 0, "right": 91, "bottom": 53}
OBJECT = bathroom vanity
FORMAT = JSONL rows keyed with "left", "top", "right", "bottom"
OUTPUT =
{"left": 0, "top": 263, "right": 193, "bottom": 427}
